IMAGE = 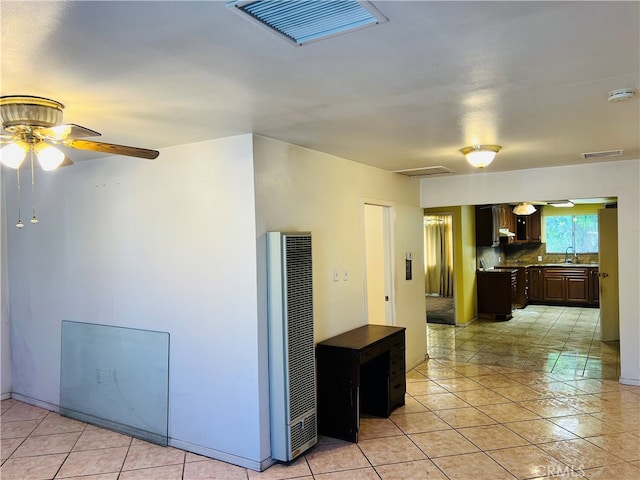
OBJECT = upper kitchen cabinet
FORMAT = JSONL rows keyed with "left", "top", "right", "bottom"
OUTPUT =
{"left": 475, "top": 204, "right": 515, "bottom": 247}
{"left": 476, "top": 205, "right": 500, "bottom": 247}
{"left": 513, "top": 208, "right": 541, "bottom": 244}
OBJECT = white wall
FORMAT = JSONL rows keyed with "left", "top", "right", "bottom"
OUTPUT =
{"left": 420, "top": 159, "right": 640, "bottom": 385}
{"left": 3, "top": 135, "right": 269, "bottom": 469}
{"left": 1, "top": 170, "right": 11, "bottom": 398}
{"left": 253, "top": 136, "right": 427, "bottom": 371}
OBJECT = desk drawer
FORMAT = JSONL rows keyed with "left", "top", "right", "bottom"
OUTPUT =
{"left": 390, "top": 355, "right": 405, "bottom": 378}
{"left": 389, "top": 377, "right": 405, "bottom": 410}
{"left": 390, "top": 333, "right": 405, "bottom": 354}
{"left": 359, "top": 340, "right": 389, "bottom": 365}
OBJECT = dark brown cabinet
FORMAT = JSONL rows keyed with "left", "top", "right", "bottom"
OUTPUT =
{"left": 475, "top": 203, "right": 541, "bottom": 246}
{"left": 477, "top": 269, "right": 516, "bottom": 320}
{"left": 494, "top": 266, "right": 528, "bottom": 308}
{"left": 589, "top": 267, "right": 600, "bottom": 306}
{"left": 528, "top": 266, "right": 597, "bottom": 307}
{"left": 475, "top": 205, "right": 500, "bottom": 247}
{"left": 513, "top": 209, "right": 541, "bottom": 244}
{"left": 528, "top": 267, "right": 543, "bottom": 302}
{"left": 543, "top": 267, "right": 590, "bottom": 304}
{"left": 316, "top": 325, "right": 405, "bottom": 443}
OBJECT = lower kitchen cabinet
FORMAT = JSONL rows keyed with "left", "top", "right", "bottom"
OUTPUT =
{"left": 589, "top": 267, "right": 600, "bottom": 306}
{"left": 477, "top": 269, "right": 516, "bottom": 320}
{"left": 528, "top": 267, "right": 543, "bottom": 302}
{"left": 528, "top": 266, "right": 598, "bottom": 307}
{"left": 495, "top": 266, "right": 528, "bottom": 308}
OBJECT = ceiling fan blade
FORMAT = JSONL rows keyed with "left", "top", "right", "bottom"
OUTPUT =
{"left": 64, "top": 139, "right": 159, "bottom": 159}
{"left": 41, "top": 123, "right": 101, "bottom": 140}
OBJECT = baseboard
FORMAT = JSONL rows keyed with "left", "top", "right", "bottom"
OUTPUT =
{"left": 10, "top": 392, "right": 60, "bottom": 413}
{"left": 619, "top": 377, "right": 640, "bottom": 386}
{"left": 169, "top": 437, "right": 274, "bottom": 472}
{"left": 1, "top": 392, "right": 11, "bottom": 401}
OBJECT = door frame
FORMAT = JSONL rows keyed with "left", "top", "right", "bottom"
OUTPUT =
{"left": 423, "top": 212, "right": 457, "bottom": 325}
{"left": 362, "top": 199, "right": 396, "bottom": 326}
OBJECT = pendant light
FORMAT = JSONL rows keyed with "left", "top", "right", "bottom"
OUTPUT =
{"left": 513, "top": 202, "right": 537, "bottom": 215}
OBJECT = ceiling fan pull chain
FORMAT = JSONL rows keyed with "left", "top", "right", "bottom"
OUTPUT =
{"left": 30, "top": 147, "right": 38, "bottom": 224}
{"left": 16, "top": 165, "right": 24, "bottom": 229}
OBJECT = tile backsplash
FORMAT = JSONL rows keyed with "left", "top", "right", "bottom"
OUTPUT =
{"left": 478, "top": 243, "right": 598, "bottom": 268}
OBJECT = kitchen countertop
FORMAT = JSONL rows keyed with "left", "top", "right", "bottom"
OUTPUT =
{"left": 494, "top": 263, "right": 599, "bottom": 268}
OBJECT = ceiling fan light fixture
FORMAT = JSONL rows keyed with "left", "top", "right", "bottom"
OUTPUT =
{"left": 460, "top": 144, "right": 502, "bottom": 169}
{"left": 35, "top": 142, "right": 65, "bottom": 170}
{"left": 513, "top": 202, "right": 537, "bottom": 215}
{"left": 0, "top": 95, "right": 63, "bottom": 128}
{"left": 0, "top": 141, "right": 28, "bottom": 168}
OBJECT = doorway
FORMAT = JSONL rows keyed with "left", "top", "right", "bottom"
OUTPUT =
{"left": 363, "top": 203, "right": 394, "bottom": 326}
{"left": 424, "top": 214, "right": 455, "bottom": 325}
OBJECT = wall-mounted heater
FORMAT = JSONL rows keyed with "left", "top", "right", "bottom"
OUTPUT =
{"left": 266, "top": 231, "right": 317, "bottom": 461}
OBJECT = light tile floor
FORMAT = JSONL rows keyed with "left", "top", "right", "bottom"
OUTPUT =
{"left": 2, "top": 306, "right": 639, "bottom": 479}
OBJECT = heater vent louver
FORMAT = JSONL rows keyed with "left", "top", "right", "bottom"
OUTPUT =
{"left": 393, "top": 166, "right": 455, "bottom": 177}
{"left": 227, "top": 0, "right": 387, "bottom": 45}
{"left": 581, "top": 149, "right": 623, "bottom": 160}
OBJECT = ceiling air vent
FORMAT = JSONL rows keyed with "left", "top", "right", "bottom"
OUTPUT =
{"left": 393, "top": 166, "right": 455, "bottom": 177}
{"left": 581, "top": 149, "right": 623, "bottom": 160}
{"left": 226, "top": 0, "right": 388, "bottom": 46}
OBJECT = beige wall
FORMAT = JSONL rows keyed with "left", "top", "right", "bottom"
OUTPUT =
{"left": 420, "top": 159, "right": 640, "bottom": 385}
{"left": 253, "top": 135, "right": 427, "bottom": 369}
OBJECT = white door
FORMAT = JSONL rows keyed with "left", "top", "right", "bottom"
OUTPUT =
{"left": 598, "top": 208, "right": 619, "bottom": 341}
{"left": 364, "top": 204, "right": 394, "bottom": 325}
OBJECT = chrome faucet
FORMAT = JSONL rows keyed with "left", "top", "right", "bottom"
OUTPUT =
{"left": 564, "top": 246, "right": 576, "bottom": 263}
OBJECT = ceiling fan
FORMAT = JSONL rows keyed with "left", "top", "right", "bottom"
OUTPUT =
{"left": 0, "top": 95, "right": 159, "bottom": 170}
{"left": 1, "top": 95, "right": 160, "bottom": 229}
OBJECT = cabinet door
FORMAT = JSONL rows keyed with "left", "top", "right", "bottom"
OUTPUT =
{"left": 498, "top": 204, "right": 511, "bottom": 229}
{"left": 566, "top": 276, "right": 589, "bottom": 303}
{"left": 514, "top": 215, "right": 528, "bottom": 242}
{"left": 528, "top": 268, "right": 542, "bottom": 301}
{"left": 475, "top": 205, "right": 500, "bottom": 247}
{"left": 590, "top": 268, "right": 600, "bottom": 306}
{"left": 543, "top": 276, "right": 565, "bottom": 302}
{"left": 528, "top": 210, "right": 541, "bottom": 243}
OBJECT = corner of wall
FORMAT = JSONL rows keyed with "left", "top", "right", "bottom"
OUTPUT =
{"left": 1, "top": 171, "right": 12, "bottom": 397}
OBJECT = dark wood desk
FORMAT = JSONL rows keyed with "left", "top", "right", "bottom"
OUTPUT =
{"left": 316, "top": 324, "right": 406, "bottom": 442}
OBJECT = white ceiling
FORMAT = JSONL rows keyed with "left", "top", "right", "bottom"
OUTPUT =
{"left": 1, "top": 1, "right": 638, "bottom": 176}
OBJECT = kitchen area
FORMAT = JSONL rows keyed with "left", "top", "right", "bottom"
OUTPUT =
{"left": 474, "top": 200, "right": 618, "bottom": 338}
{"left": 425, "top": 199, "right": 620, "bottom": 379}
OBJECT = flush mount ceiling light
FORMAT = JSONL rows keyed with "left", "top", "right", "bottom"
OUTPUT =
{"left": 513, "top": 202, "right": 537, "bottom": 215}
{"left": 459, "top": 144, "right": 502, "bottom": 169}
{"left": 547, "top": 200, "right": 574, "bottom": 208}
{"left": 226, "top": 0, "right": 388, "bottom": 46}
